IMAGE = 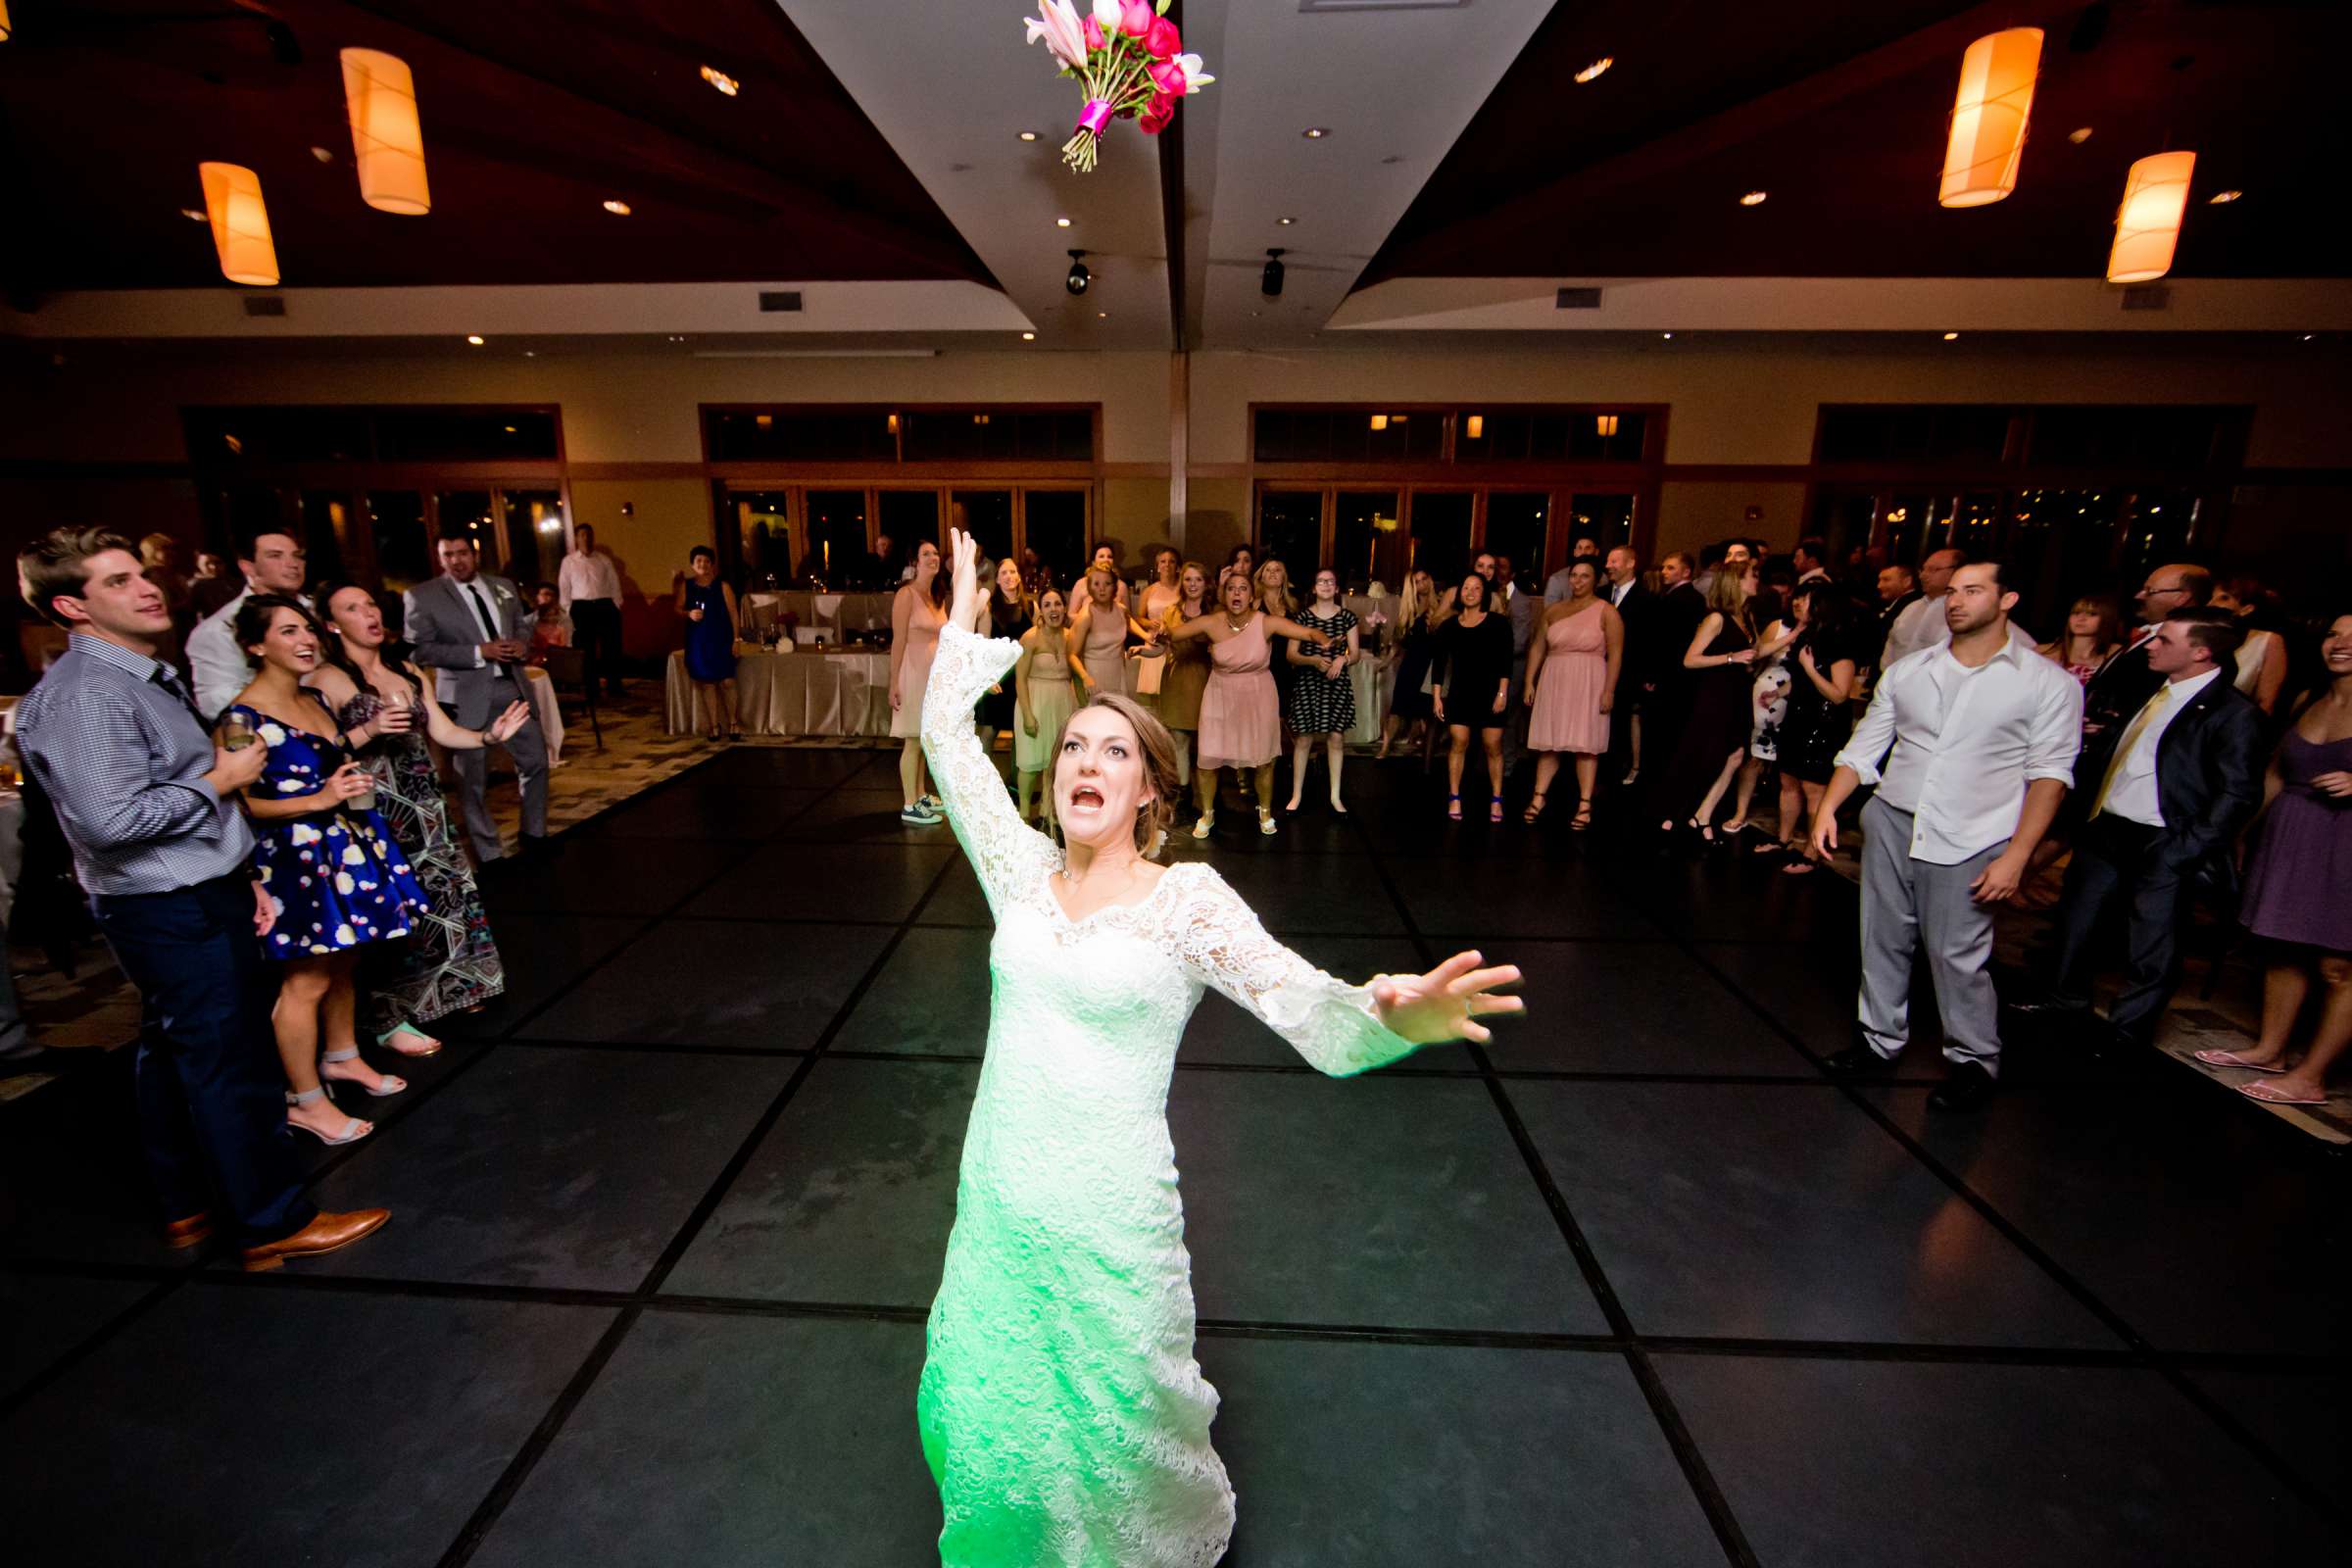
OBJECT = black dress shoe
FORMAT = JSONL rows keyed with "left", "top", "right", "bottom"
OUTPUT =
{"left": 2006, "top": 997, "right": 2088, "bottom": 1017}
{"left": 1928, "top": 1061, "right": 1997, "bottom": 1112}
{"left": 1822, "top": 1042, "right": 1889, "bottom": 1076}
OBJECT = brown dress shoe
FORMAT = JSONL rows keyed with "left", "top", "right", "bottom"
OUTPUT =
{"left": 239, "top": 1208, "right": 391, "bottom": 1273}
{"left": 162, "top": 1212, "right": 215, "bottom": 1250}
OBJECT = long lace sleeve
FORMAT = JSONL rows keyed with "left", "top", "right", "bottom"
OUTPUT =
{"left": 1172, "top": 866, "right": 1420, "bottom": 1076}
{"left": 923, "top": 622, "right": 1055, "bottom": 917}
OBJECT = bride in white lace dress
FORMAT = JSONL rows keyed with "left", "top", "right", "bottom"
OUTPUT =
{"left": 916, "top": 528, "right": 1523, "bottom": 1567}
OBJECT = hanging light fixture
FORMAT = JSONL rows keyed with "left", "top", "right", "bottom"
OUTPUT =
{"left": 1594, "top": 414, "right": 1619, "bottom": 437}
{"left": 1464, "top": 415, "right": 1484, "bottom": 440}
{"left": 2107, "top": 150, "right": 2196, "bottom": 283}
{"left": 198, "top": 163, "right": 279, "bottom": 286}
{"left": 340, "top": 48, "right": 431, "bottom": 215}
{"left": 1369, "top": 415, "right": 1389, "bottom": 432}
{"left": 1, "top": 3, "right": 13, "bottom": 43}
{"left": 1938, "top": 28, "right": 2042, "bottom": 208}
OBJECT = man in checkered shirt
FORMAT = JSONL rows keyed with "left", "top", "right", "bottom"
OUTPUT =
{"left": 15, "top": 526, "right": 388, "bottom": 1271}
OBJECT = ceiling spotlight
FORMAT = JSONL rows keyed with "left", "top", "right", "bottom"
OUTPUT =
{"left": 2068, "top": 125, "right": 2093, "bottom": 144}
{"left": 523, "top": 350, "right": 536, "bottom": 358}
{"left": 466, "top": 334, "right": 485, "bottom": 345}
{"left": 1018, "top": 130, "right": 1039, "bottom": 142}
{"left": 180, "top": 207, "right": 208, "bottom": 222}
{"left": 309, "top": 145, "right": 334, "bottom": 164}
{"left": 1065, "top": 250, "right": 1090, "bottom": 295}
{"left": 1660, "top": 331, "right": 1673, "bottom": 340}
{"left": 1020, "top": 331, "right": 1036, "bottom": 341}
{"left": 700, "top": 65, "right": 739, "bottom": 97}
{"left": 1575, "top": 58, "right": 1613, "bottom": 84}
{"left": 1277, "top": 216, "right": 1296, "bottom": 225}
{"left": 666, "top": 334, "right": 686, "bottom": 343}
{"left": 1739, "top": 190, "right": 1768, "bottom": 206}
{"left": 2208, "top": 189, "right": 2242, "bottom": 204}
{"left": 603, "top": 199, "right": 632, "bottom": 216}
{"left": 1097, "top": 311, "right": 1108, "bottom": 318}
{"left": 1942, "top": 331, "right": 1961, "bottom": 341}
{"left": 1054, "top": 216, "right": 1072, "bottom": 228}
{"left": 1300, "top": 126, "right": 1329, "bottom": 139}
{"left": 1262, "top": 248, "right": 1286, "bottom": 298}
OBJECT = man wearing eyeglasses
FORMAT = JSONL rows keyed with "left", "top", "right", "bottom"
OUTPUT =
{"left": 2082, "top": 564, "right": 2211, "bottom": 739}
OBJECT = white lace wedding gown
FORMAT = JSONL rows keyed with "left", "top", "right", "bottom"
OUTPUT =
{"left": 916, "top": 624, "right": 1424, "bottom": 1567}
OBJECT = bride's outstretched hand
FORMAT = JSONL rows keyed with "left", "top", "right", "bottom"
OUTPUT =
{"left": 1372, "top": 951, "right": 1523, "bottom": 1045}
{"left": 947, "top": 526, "right": 985, "bottom": 633}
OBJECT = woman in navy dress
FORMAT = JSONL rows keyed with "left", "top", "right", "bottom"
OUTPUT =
{"left": 225, "top": 595, "right": 427, "bottom": 1147}
{"left": 674, "top": 545, "right": 742, "bottom": 741}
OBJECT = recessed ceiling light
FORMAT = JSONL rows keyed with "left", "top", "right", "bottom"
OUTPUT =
{"left": 180, "top": 207, "right": 207, "bottom": 222}
{"left": 2068, "top": 125, "right": 2093, "bottom": 144}
{"left": 1018, "top": 130, "right": 1039, "bottom": 142}
{"left": 1739, "top": 190, "right": 1767, "bottom": 206}
{"left": 523, "top": 351, "right": 536, "bottom": 358}
{"left": 1098, "top": 311, "right": 1108, "bottom": 318}
{"left": 1301, "top": 126, "right": 1330, "bottom": 139}
{"left": 1660, "top": 331, "right": 1673, "bottom": 340}
{"left": 603, "top": 199, "right": 632, "bottom": 216}
{"left": 503, "top": 424, "right": 517, "bottom": 433}
{"left": 700, "top": 65, "right": 739, "bottom": 97}
{"left": 1054, "top": 217, "right": 1071, "bottom": 227}
{"left": 1277, "top": 216, "right": 1296, "bottom": 225}
{"left": 1021, "top": 331, "right": 1036, "bottom": 341}
{"left": 1942, "top": 331, "right": 1960, "bottom": 341}
{"left": 667, "top": 334, "right": 686, "bottom": 343}
{"left": 2302, "top": 333, "right": 2316, "bottom": 341}
{"left": 466, "top": 334, "right": 485, "bottom": 345}
{"left": 1575, "top": 57, "right": 1613, "bottom": 84}
{"left": 2208, "top": 189, "right": 2242, "bottom": 204}
{"left": 309, "top": 145, "right": 334, "bottom": 164}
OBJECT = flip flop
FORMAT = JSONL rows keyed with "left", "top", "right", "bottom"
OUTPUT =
{"left": 2234, "top": 1079, "right": 2328, "bottom": 1106}
{"left": 2192, "top": 1049, "right": 2285, "bottom": 1074}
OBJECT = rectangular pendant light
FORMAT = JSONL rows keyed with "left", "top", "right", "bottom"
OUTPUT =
{"left": 2108, "top": 150, "right": 2196, "bottom": 283}
{"left": 199, "top": 162, "right": 279, "bottom": 286}
{"left": 341, "top": 48, "right": 431, "bottom": 215}
{"left": 1938, "top": 28, "right": 2042, "bottom": 208}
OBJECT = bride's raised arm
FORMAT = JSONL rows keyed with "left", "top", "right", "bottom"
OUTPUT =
{"left": 1170, "top": 866, "right": 1523, "bottom": 1077}
{"left": 921, "top": 527, "right": 1056, "bottom": 916}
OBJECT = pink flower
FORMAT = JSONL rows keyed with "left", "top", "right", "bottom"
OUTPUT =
{"left": 1022, "top": 0, "right": 1087, "bottom": 71}
{"left": 1119, "top": 0, "right": 1154, "bottom": 39}
{"left": 1145, "top": 17, "right": 1181, "bottom": 59}
{"left": 1082, "top": 14, "right": 1105, "bottom": 50}
{"left": 1147, "top": 56, "right": 1187, "bottom": 98}
{"left": 1140, "top": 93, "right": 1174, "bottom": 135}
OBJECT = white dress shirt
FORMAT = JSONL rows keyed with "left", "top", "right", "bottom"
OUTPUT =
{"left": 558, "top": 549, "right": 622, "bottom": 608}
{"left": 1836, "top": 633, "right": 2083, "bottom": 864}
{"left": 1883, "top": 590, "right": 2042, "bottom": 664}
{"left": 186, "top": 583, "right": 312, "bottom": 717}
{"left": 2096, "top": 667, "right": 2220, "bottom": 827}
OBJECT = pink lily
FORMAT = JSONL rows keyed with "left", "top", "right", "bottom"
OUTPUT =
{"left": 1023, "top": 0, "right": 1087, "bottom": 72}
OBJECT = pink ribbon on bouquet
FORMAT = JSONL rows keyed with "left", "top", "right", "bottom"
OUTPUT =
{"left": 1075, "top": 98, "right": 1113, "bottom": 136}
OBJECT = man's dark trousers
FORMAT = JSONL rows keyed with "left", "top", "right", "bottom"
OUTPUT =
{"left": 90, "top": 872, "right": 316, "bottom": 1244}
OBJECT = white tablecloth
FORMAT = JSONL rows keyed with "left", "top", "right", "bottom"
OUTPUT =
{"left": 666, "top": 648, "right": 892, "bottom": 738}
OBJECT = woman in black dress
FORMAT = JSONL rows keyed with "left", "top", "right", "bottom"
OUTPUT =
{"left": 1282, "top": 567, "right": 1360, "bottom": 813}
{"left": 1433, "top": 571, "right": 1513, "bottom": 822}
{"left": 1379, "top": 568, "right": 1446, "bottom": 765}
{"left": 1767, "top": 581, "right": 1859, "bottom": 873}
{"left": 976, "top": 556, "right": 1031, "bottom": 759}
{"left": 1654, "top": 564, "right": 1759, "bottom": 845}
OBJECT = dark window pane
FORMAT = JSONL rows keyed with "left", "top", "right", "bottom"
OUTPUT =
{"left": 1023, "top": 490, "right": 1088, "bottom": 592}
{"left": 1565, "top": 493, "right": 1634, "bottom": 554}
{"left": 1565, "top": 412, "right": 1645, "bottom": 462}
{"left": 1256, "top": 491, "right": 1322, "bottom": 587}
{"left": 877, "top": 491, "right": 940, "bottom": 575}
{"left": 298, "top": 491, "right": 353, "bottom": 585}
{"left": 728, "top": 489, "right": 793, "bottom": 587}
{"left": 1484, "top": 493, "right": 1550, "bottom": 580}
{"left": 1409, "top": 492, "right": 1475, "bottom": 586}
{"left": 378, "top": 411, "right": 559, "bottom": 462}
{"left": 1332, "top": 491, "right": 1401, "bottom": 592}
{"left": 805, "top": 490, "right": 870, "bottom": 585}
{"left": 367, "top": 491, "right": 429, "bottom": 598}
{"left": 502, "top": 490, "right": 564, "bottom": 589}
{"left": 951, "top": 491, "right": 1012, "bottom": 564}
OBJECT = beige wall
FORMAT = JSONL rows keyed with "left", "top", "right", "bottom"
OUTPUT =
{"left": 1654, "top": 480, "right": 1813, "bottom": 560}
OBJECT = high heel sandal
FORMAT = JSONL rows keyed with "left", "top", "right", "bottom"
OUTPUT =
{"left": 1524, "top": 792, "right": 1548, "bottom": 824}
{"left": 1258, "top": 808, "right": 1278, "bottom": 836}
{"left": 1570, "top": 799, "right": 1592, "bottom": 832}
{"left": 1192, "top": 813, "right": 1214, "bottom": 839}
{"left": 320, "top": 1049, "right": 407, "bottom": 1098}
{"left": 1489, "top": 799, "right": 1504, "bottom": 824}
{"left": 285, "top": 1085, "right": 371, "bottom": 1146}
{"left": 376, "top": 1022, "right": 443, "bottom": 1058}
{"left": 1447, "top": 794, "right": 1463, "bottom": 821}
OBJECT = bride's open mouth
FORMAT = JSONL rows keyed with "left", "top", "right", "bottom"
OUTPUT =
{"left": 1066, "top": 783, "right": 1105, "bottom": 815}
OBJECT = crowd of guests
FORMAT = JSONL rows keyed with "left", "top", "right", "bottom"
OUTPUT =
{"left": 7, "top": 521, "right": 565, "bottom": 1271}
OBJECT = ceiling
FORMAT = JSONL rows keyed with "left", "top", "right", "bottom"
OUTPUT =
{"left": 1, "top": 0, "right": 2345, "bottom": 352}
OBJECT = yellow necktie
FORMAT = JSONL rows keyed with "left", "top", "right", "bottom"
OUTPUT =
{"left": 2091, "top": 685, "right": 2172, "bottom": 818}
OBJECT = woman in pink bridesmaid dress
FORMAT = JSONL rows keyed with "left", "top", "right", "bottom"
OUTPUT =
{"left": 1168, "top": 570, "right": 1320, "bottom": 839}
{"left": 1524, "top": 559, "right": 1623, "bottom": 831}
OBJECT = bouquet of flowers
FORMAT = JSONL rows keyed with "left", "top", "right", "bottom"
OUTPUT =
{"left": 1023, "top": 0, "right": 1213, "bottom": 173}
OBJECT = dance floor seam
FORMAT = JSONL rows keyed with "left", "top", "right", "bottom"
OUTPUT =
{"left": 4, "top": 746, "right": 2344, "bottom": 1566}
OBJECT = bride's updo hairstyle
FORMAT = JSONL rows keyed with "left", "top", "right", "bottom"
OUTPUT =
{"left": 1052, "top": 691, "right": 1182, "bottom": 858}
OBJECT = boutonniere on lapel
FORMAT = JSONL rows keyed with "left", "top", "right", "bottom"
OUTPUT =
{"left": 493, "top": 586, "right": 514, "bottom": 602}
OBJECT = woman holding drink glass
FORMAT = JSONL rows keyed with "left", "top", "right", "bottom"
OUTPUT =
{"left": 223, "top": 595, "right": 428, "bottom": 1146}
{"left": 310, "top": 583, "right": 530, "bottom": 1052}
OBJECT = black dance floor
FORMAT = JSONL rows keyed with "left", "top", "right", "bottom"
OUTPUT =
{"left": 3, "top": 747, "right": 2345, "bottom": 1566}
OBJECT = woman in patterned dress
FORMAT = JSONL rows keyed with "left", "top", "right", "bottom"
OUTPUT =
{"left": 225, "top": 596, "right": 428, "bottom": 1147}
{"left": 311, "top": 583, "right": 530, "bottom": 1052}
{"left": 1282, "top": 567, "right": 1360, "bottom": 813}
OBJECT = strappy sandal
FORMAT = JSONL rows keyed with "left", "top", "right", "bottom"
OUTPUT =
{"left": 1570, "top": 799, "right": 1592, "bottom": 832}
{"left": 1489, "top": 799, "right": 1504, "bottom": 824}
{"left": 285, "top": 1085, "right": 372, "bottom": 1145}
{"left": 320, "top": 1049, "right": 407, "bottom": 1098}
{"left": 1258, "top": 809, "right": 1278, "bottom": 836}
{"left": 1192, "top": 813, "right": 1214, "bottom": 839}
{"left": 1448, "top": 794, "right": 1463, "bottom": 821}
{"left": 1780, "top": 853, "right": 1818, "bottom": 875}
{"left": 1523, "top": 792, "right": 1548, "bottom": 824}
{"left": 376, "top": 1022, "right": 443, "bottom": 1058}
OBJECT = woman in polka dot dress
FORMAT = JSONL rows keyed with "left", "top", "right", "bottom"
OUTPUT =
{"left": 225, "top": 595, "right": 427, "bottom": 1147}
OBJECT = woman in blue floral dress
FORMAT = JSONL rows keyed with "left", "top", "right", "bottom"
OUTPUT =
{"left": 225, "top": 595, "right": 427, "bottom": 1147}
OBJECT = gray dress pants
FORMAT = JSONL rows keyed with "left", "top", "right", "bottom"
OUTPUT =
{"left": 1857, "top": 796, "right": 2006, "bottom": 1074}
{"left": 448, "top": 670, "right": 549, "bottom": 861}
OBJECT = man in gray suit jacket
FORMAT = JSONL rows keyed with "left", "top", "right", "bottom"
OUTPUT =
{"left": 404, "top": 535, "right": 548, "bottom": 861}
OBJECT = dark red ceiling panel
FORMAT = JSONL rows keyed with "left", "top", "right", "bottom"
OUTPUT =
{"left": 0, "top": 0, "right": 993, "bottom": 291}
{"left": 1369, "top": 0, "right": 2348, "bottom": 282}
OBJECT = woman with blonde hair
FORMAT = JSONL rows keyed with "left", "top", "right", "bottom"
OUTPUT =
{"left": 1169, "top": 569, "right": 1323, "bottom": 838}
{"left": 1378, "top": 567, "right": 1446, "bottom": 763}
{"left": 1012, "top": 586, "right": 1091, "bottom": 823}
{"left": 1071, "top": 564, "right": 1157, "bottom": 698}
{"left": 1653, "top": 561, "right": 1759, "bottom": 846}
{"left": 1153, "top": 561, "right": 1213, "bottom": 788}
